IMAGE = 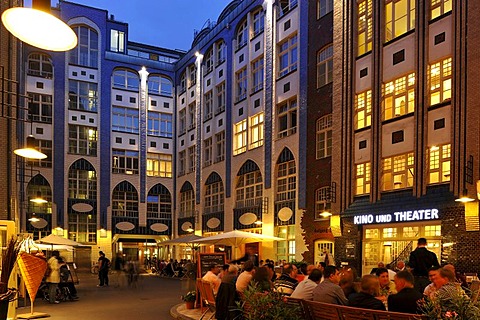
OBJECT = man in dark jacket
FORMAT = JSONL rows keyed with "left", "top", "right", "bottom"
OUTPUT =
{"left": 388, "top": 271, "right": 423, "bottom": 314}
{"left": 408, "top": 238, "right": 439, "bottom": 292}
{"left": 349, "top": 275, "right": 386, "bottom": 311}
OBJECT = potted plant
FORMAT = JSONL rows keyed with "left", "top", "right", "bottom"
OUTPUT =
{"left": 182, "top": 290, "right": 196, "bottom": 309}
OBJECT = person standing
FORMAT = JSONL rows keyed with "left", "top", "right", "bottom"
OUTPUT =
{"left": 97, "top": 251, "right": 110, "bottom": 287}
{"left": 408, "top": 238, "right": 439, "bottom": 293}
{"left": 46, "top": 250, "right": 61, "bottom": 304}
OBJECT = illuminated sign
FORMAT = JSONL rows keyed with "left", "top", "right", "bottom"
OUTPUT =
{"left": 353, "top": 208, "right": 439, "bottom": 225}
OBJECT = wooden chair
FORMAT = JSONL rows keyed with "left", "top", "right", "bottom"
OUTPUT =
{"left": 285, "top": 297, "right": 308, "bottom": 320}
{"left": 340, "top": 305, "right": 375, "bottom": 320}
{"left": 196, "top": 278, "right": 208, "bottom": 316}
{"left": 470, "top": 280, "right": 480, "bottom": 303}
{"left": 374, "top": 309, "right": 426, "bottom": 320}
{"left": 200, "top": 280, "right": 216, "bottom": 320}
{"left": 301, "top": 300, "right": 341, "bottom": 320}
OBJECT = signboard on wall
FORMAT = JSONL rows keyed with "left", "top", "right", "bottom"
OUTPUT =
{"left": 197, "top": 253, "right": 226, "bottom": 278}
{"left": 353, "top": 208, "right": 439, "bottom": 225}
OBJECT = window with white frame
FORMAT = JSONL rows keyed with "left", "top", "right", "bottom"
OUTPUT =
{"left": 68, "top": 212, "right": 97, "bottom": 243}
{"left": 317, "top": 0, "right": 333, "bottom": 18}
{"left": 178, "top": 150, "right": 186, "bottom": 176}
{"left": 252, "top": 57, "right": 264, "bottom": 93}
{"left": 316, "top": 115, "right": 332, "bottom": 159}
{"left": 148, "top": 75, "right": 173, "bottom": 96}
{"left": 216, "top": 82, "right": 226, "bottom": 114}
{"left": 215, "top": 131, "right": 225, "bottom": 163}
{"left": 112, "top": 149, "right": 139, "bottom": 174}
{"left": 147, "top": 186, "right": 172, "bottom": 219}
{"left": 112, "top": 69, "right": 140, "bottom": 91}
{"left": 68, "top": 125, "right": 97, "bottom": 156}
{"left": 69, "top": 25, "right": 98, "bottom": 68}
{"left": 236, "top": 170, "right": 263, "bottom": 208}
{"left": 355, "top": 90, "right": 372, "bottom": 129}
{"left": 235, "top": 67, "right": 248, "bottom": 102}
{"left": 147, "top": 153, "right": 172, "bottom": 177}
{"left": 147, "top": 111, "right": 172, "bottom": 138}
{"left": 277, "top": 98, "right": 297, "bottom": 138}
{"left": 249, "top": 113, "right": 264, "bottom": 149}
{"left": 428, "top": 144, "right": 451, "bottom": 184}
{"left": 68, "top": 80, "right": 98, "bottom": 112}
{"left": 188, "top": 103, "right": 196, "bottom": 130}
{"left": 385, "top": 0, "right": 416, "bottom": 42}
{"left": 382, "top": 73, "right": 415, "bottom": 120}
{"left": 68, "top": 161, "right": 97, "bottom": 200}
{"left": 180, "top": 71, "right": 186, "bottom": 92}
{"left": 276, "top": 157, "right": 296, "bottom": 202}
{"left": 317, "top": 45, "right": 333, "bottom": 88}
{"left": 204, "top": 91, "right": 213, "bottom": 121}
{"left": 205, "top": 48, "right": 214, "bottom": 73}
{"left": 234, "top": 120, "right": 247, "bottom": 155}
{"left": 179, "top": 109, "right": 186, "bottom": 135}
{"left": 236, "top": 20, "right": 248, "bottom": 49}
{"left": 112, "top": 106, "right": 139, "bottom": 133}
{"left": 278, "top": 34, "right": 298, "bottom": 77}
{"left": 278, "top": 0, "right": 298, "bottom": 18}
{"left": 315, "top": 187, "right": 332, "bottom": 219}
{"left": 27, "top": 53, "right": 53, "bottom": 78}
{"left": 356, "top": 162, "right": 371, "bottom": 195}
{"left": 382, "top": 152, "right": 414, "bottom": 190}
{"left": 203, "top": 138, "right": 212, "bottom": 167}
{"left": 428, "top": 57, "right": 452, "bottom": 106}
{"left": 112, "top": 182, "right": 138, "bottom": 218}
{"left": 205, "top": 176, "right": 224, "bottom": 214}
{"left": 179, "top": 188, "right": 195, "bottom": 218}
{"left": 431, "top": 0, "right": 452, "bottom": 20}
{"left": 252, "top": 9, "right": 265, "bottom": 38}
{"left": 188, "top": 64, "right": 196, "bottom": 87}
{"left": 110, "top": 29, "right": 125, "bottom": 53}
{"left": 188, "top": 146, "right": 196, "bottom": 173}
{"left": 28, "top": 93, "right": 52, "bottom": 123}
{"left": 357, "top": 0, "right": 373, "bottom": 56}
{"left": 216, "top": 40, "right": 226, "bottom": 65}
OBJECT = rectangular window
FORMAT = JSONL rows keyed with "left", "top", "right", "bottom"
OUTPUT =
{"left": 235, "top": 67, "right": 248, "bottom": 102}
{"left": 68, "top": 80, "right": 98, "bottom": 112}
{"left": 146, "top": 153, "right": 172, "bottom": 177}
{"left": 428, "top": 144, "right": 451, "bottom": 184}
{"left": 233, "top": 120, "right": 247, "bottom": 155}
{"left": 316, "top": 114, "right": 333, "bottom": 159}
{"left": 205, "top": 50, "right": 213, "bottom": 73}
{"left": 431, "top": 0, "right": 451, "bottom": 20}
{"left": 112, "top": 149, "right": 139, "bottom": 174}
{"left": 425, "top": 225, "right": 441, "bottom": 237}
{"left": 385, "top": 0, "right": 416, "bottom": 42}
{"left": 188, "top": 103, "right": 195, "bottom": 130}
{"left": 278, "top": 35, "right": 298, "bottom": 77}
{"left": 110, "top": 29, "right": 125, "bottom": 53}
{"left": 277, "top": 98, "right": 297, "bottom": 138}
{"left": 68, "top": 213, "right": 96, "bottom": 243}
{"left": 28, "top": 93, "right": 52, "bottom": 123}
{"left": 249, "top": 113, "right": 264, "bottom": 149}
{"left": 382, "top": 73, "right": 415, "bottom": 120}
{"left": 215, "top": 82, "right": 226, "bottom": 115}
{"left": 317, "top": 45, "right": 333, "bottom": 88}
{"left": 315, "top": 187, "right": 332, "bottom": 220}
{"left": 31, "top": 139, "right": 52, "bottom": 168}
{"left": 188, "top": 65, "right": 196, "bottom": 87}
{"left": 428, "top": 57, "right": 452, "bottom": 106}
{"left": 215, "top": 131, "right": 225, "bottom": 163}
{"left": 216, "top": 41, "right": 226, "bottom": 65}
{"left": 112, "top": 106, "right": 139, "bottom": 133}
{"left": 382, "top": 152, "right": 414, "bottom": 190}
{"left": 203, "top": 138, "right": 212, "bottom": 167}
{"left": 317, "top": 0, "right": 333, "bottom": 18}
{"left": 278, "top": 0, "right": 298, "bottom": 18}
{"left": 358, "top": 0, "right": 373, "bottom": 56}
{"left": 188, "top": 146, "right": 196, "bottom": 173}
{"left": 252, "top": 57, "right": 264, "bottom": 93}
{"left": 356, "top": 162, "right": 371, "bottom": 195}
{"left": 355, "top": 90, "right": 372, "bottom": 129}
{"left": 179, "top": 109, "right": 186, "bottom": 135}
{"left": 178, "top": 150, "right": 186, "bottom": 176}
{"left": 147, "top": 112, "right": 172, "bottom": 138}
{"left": 69, "top": 125, "right": 98, "bottom": 156}
{"left": 204, "top": 91, "right": 213, "bottom": 121}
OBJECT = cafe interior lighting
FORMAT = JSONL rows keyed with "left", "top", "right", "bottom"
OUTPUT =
{"left": 1, "top": 0, "right": 77, "bottom": 51}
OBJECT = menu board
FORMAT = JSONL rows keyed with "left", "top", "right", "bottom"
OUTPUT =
{"left": 197, "top": 253, "right": 226, "bottom": 278}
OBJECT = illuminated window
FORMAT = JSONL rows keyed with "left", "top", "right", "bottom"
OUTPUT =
{"left": 112, "top": 69, "right": 139, "bottom": 90}
{"left": 235, "top": 165, "right": 263, "bottom": 208}
{"left": 178, "top": 109, "right": 186, "bottom": 135}
{"left": 68, "top": 160, "right": 97, "bottom": 200}
{"left": 317, "top": 45, "right": 333, "bottom": 88}
{"left": 252, "top": 9, "right": 264, "bottom": 38}
{"left": 428, "top": 57, "right": 452, "bottom": 106}
{"left": 385, "top": 0, "right": 416, "bottom": 42}
{"left": 356, "top": 162, "right": 371, "bottom": 195}
{"left": 188, "top": 103, "right": 196, "bottom": 130}
{"left": 203, "top": 138, "right": 212, "bottom": 167}
{"left": 431, "top": 0, "right": 451, "bottom": 20}
{"left": 249, "top": 113, "right": 264, "bottom": 149}
{"left": 205, "top": 174, "right": 224, "bottom": 214}
{"left": 355, "top": 90, "right": 372, "bottom": 129}
{"left": 233, "top": 120, "right": 247, "bottom": 155}
{"left": 365, "top": 229, "right": 379, "bottom": 239}
{"left": 252, "top": 57, "right": 264, "bottom": 93}
{"left": 148, "top": 112, "right": 172, "bottom": 138}
{"left": 148, "top": 75, "right": 173, "bottom": 96}
{"left": 357, "top": 0, "right": 373, "bottom": 56}
{"left": 146, "top": 153, "right": 172, "bottom": 177}
{"left": 30, "top": 140, "right": 52, "bottom": 168}
{"left": 425, "top": 225, "right": 441, "bottom": 237}
{"left": 428, "top": 144, "right": 451, "bottom": 184}
{"left": 112, "top": 106, "right": 139, "bottom": 133}
{"left": 204, "top": 90, "right": 213, "bottom": 121}
{"left": 235, "top": 67, "right": 248, "bottom": 102}
{"left": 278, "top": 35, "right": 298, "bottom": 77}
{"left": 216, "top": 82, "right": 226, "bottom": 114}
{"left": 69, "top": 25, "right": 98, "bottom": 68}
{"left": 205, "top": 48, "right": 214, "bottom": 73}
{"left": 236, "top": 20, "right": 248, "bottom": 49}
{"left": 28, "top": 93, "right": 52, "bottom": 123}
{"left": 216, "top": 40, "right": 226, "bottom": 65}
{"left": 276, "top": 225, "right": 296, "bottom": 262}
{"left": 68, "top": 125, "right": 97, "bottom": 156}
{"left": 188, "top": 146, "right": 196, "bottom": 173}
{"left": 215, "top": 131, "right": 225, "bottom": 163}
{"left": 382, "top": 152, "right": 414, "bottom": 190}
{"left": 277, "top": 98, "right": 297, "bottom": 138}
{"left": 27, "top": 52, "right": 53, "bottom": 78}
{"left": 188, "top": 64, "right": 196, "bottom": 87}
{"left": 276, "top": 150, "right": 296, "bottom": 202}
{"left": 179, "top": 183, "right": 195, "bottom": 218}
{"left": 403, "top": 226, "right": 419, "bottom": 237}
{"left": 178, "top": 150, "right": 186, "bottom": 176}
{"left": 112, "top": 149, "right": 139, "bottom": 175}
{"left": 110, "top": 29, "right": 125, "bottom": 53}
{"left": 317, "top": 0, "right": 333, "bottom": 18}
{"left": 69, "top": 80, "right": 98, "bottom": 112}
{"left": 147, "top": 185, "right": 172, "bottom": 219}
{"left": 382, "top": 73, "right": 415, "bottom": 120}
{"left": 315, "top": 187, "right": 331, "bottom": 219}
{"left": 383, "top": 227, "right": 397, "bottom": 238}
{"left": 316, "top": 114, "right": 332, "bottom": 159}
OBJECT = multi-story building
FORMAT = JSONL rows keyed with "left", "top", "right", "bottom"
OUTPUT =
{"left": 332, "top": 0, "right": 480, "bottom": 274}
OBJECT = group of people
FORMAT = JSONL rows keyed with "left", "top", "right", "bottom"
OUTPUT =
{"left": 46, "top": 250, "right": 79, "bottom": 304}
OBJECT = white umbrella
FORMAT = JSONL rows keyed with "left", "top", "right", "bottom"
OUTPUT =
{"left": 38, "top": 234, "right": 83, "bottom": 247}
{"left": 160, "top": 234, "right": 204, "bottom": 245}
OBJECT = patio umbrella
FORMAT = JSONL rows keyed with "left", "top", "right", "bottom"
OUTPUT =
{"left": 160, "top": 234, "right": 204, "bottom": 245}
{"left": 38, "top": 234, "right": 83, "bottom": 247}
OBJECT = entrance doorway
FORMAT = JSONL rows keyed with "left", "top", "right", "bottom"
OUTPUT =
{"left": 314, "top": 240, "right": 334, "bottom": 266}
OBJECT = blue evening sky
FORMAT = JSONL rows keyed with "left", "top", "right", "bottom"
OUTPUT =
{"left": 26, "top": 0, "right": 233, "bottom": 51}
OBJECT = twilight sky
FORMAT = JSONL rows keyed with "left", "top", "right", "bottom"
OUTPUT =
{"left": 25, "top": 0, "right": 233, "bottom": 50}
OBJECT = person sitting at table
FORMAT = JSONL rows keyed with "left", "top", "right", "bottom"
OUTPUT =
{"left": 388, "top": 271, "right": 423, "bottom": 314}
{"left": 313, "top": 266, "right": 348, "bottom": 305}
{"left": 236, "top": 260, "right": 255, "bottom": 293}
{"left": 251, "top": 266, "right": 273, "bottom": 292}
{"left": 348, "top": 275, "right": 386, "bottom": 311}
{"left": 273, "top": 263, "right": 299, "bottom": 296}
{"left": 202, "top": 263, "right": 221, "bottom": 294}
{"left": 291, "top": 269, "right": 322, "bottom": 300}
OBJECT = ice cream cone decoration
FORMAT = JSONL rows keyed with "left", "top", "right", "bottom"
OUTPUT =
{"left": 17, "top": 252, "right": 47, "bottom": 314}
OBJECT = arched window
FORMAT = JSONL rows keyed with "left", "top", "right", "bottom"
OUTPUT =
{"left": 26, "top": 175, "right": 52, "bottom": 239}
{"left": 112, "top": 181, "right": 139, "bottom": 218}
{"left": 276, "top": 148, "right": 296, "bottom": 202}
{"left": 179, "top": 182, "right": 195, "bottom": 218}
{"left": 236, "top": 19, "right": 248, "bottom": 49}
{"left": 68, "top": 159, "right": 97, "bottom": 200}
{"left": 112, "top": 69, "right": 139, "bottom": 90}
{"left": 147, "top": 184, "right": 172, "bottom": 219}
{"left": 69, "top": 25, "right": 99, "bottom": 68}
{"left": 148, "top": 75, "right": 173, "bottom": 96}
{"left": 180, "top": 71, "right": 186, "bottom": 92}
{"left": 27, "top": 53, "right": 53, "bottom": 78}
{"left": 205, "top": 48, "right": 214, "bottom": 73}
{"left": 235, "top": 160, "right": 263, "bottom": 208}
{"left": 252, "top": 8, "right": 265, "bottom": 37}
{"left": 204, "top": 173, "right": 224, "bottom": 214}
{"left": 216, "top": 40, "right": 226, "bottom": 65}
{"left": 317, "top": 45, "right": 333, "bottom": 88}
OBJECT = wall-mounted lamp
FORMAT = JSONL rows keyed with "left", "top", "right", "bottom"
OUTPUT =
{"left": 320, "top": 211, "right": 332, "bottom": 218}
{"left": 1, "top": 0, "right": 77, "bottom": 51}
{"left": 455, "top": 189, "right": 475, "bottom": 203}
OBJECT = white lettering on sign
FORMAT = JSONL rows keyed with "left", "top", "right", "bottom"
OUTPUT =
{"left": 353, "top": 208, "right": 439, "bottom": 225}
